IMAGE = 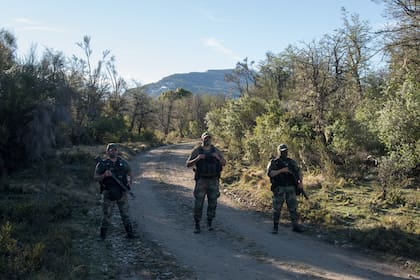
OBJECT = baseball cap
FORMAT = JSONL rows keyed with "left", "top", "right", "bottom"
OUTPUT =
{"left": 106, "top": 143, "right": 118, "bottom": 151}
{"left": 278, "top": 143, "right": 288, "bottom": 152}
{"left": 201, "top": 132, "right": 211, "bottom": 140}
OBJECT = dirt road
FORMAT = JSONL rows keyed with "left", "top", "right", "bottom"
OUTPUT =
{"left": 127, "top": 143, "right": 417, "bottom": 280}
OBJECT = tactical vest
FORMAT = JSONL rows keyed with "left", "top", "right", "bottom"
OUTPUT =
{"left": 98, "top": 157, "right": 129, "bottom": 188}
{"left": 269, "top": 158, "right": 298, "bottom": 187}
{"left": 195, "top": 146, "right": 222, "bottom": 178}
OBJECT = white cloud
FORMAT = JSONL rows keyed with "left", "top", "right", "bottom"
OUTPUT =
{"left": 203, "top": 37, "right": 240, "bottom": 61}
{"left": 18, "top": 26, "right": 65, "bottom": 32}
{"left": 13, "top": 18, "right": 38, "bottom": 24}
{"left": 12, "top": 17, "right": 65, "bottom": 33}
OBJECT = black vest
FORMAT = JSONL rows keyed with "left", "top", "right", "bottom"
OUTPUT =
{"left": 269, "top": 158, "right": 298, "bottom": 187}
{"left": 98, "top": 157, "right": 129, "bottom": 188}
{"left": 195, "top": 146, "right": 222, "bottom": 178}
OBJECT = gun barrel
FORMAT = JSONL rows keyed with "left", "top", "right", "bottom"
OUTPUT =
{"left": 303, "top": 191, "right": 309, "bottom": 200}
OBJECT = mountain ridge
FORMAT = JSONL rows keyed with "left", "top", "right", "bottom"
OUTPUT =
{"left": 141, "top": 69, "right": 240, "bottom": 97}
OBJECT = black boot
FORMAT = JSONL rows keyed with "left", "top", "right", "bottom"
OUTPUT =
{"left": 272, "top": 222, "right": 279, "bottom": 234}
{"left": 292, "top": 223, "right": 304, "bottom": 233}
{"left": 125, "top": 223, "right": 137, "bottom": 239}
{"left": 207, "top": 219, "right": 214, "bottom": 231}
{"left": 194, "top": 219, "right": 201, "bottom": 233}
{"left": 100, "top": 227, "right": 107, "bottom": 240}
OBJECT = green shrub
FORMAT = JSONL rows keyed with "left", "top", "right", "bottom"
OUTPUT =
{"left": 0, "top": 221, "right": 45, "bottom": 279}
{"left": 140, "top": 129, "right": 159, "bottom": 143}
{"left": 59, "top": 151, "right": 93, "bottom": 165}
{"left": 299, "top": 200, "right": 330, "bottom": 225}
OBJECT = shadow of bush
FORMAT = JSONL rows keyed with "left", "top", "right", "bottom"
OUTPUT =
{"left": 348, "top": 226, "right": 420, "bottom": 260}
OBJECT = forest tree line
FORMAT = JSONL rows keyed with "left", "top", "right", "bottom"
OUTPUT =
{"left": 211, "top": 1, "right": 418, "bottom": 190}
{"left": 0, "top": 33, "right": 227, "bottom": 172}
{"left": 0, "top": 0, "right": 419, "bottom": 191}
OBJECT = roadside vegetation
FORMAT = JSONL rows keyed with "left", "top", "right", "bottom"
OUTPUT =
{"left": 220, "top": 163, "right": 419, "bottom": 272}
{"left": 0, "top": 144, "right": 149, "bottom": 279}
{"left": 1, "top": 0, "right": 418, "bottom": 278}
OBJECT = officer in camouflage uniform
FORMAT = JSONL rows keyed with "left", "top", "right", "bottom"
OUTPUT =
{"left": 267, "top": 143, "right": 304, "bottom": 234}
{"left": 94, "top": 143, "right": 136, "bottom": 239}
{"left": 186, "top": 132, "right": 226, "bottom": 233}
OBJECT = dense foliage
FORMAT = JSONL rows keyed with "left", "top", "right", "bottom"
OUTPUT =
{"left": 0, "top": 34, "right": 225, "bottom": 172}
{"left": 209, "top": 2, "right": 419, "bottom": 192}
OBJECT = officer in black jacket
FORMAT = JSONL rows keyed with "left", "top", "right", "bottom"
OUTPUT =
{"left": 267, "top": 144, "right": 304, "bottom": 234}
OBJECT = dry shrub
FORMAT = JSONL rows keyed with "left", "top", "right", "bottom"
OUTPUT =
{"left": 351, "top": 226, "right": 419, "bottom": 259}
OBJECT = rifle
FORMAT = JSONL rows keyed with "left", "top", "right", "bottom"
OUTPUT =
{"left": 95, "top": 156, "right": 135, "bottom": 198}
{"left": 272, "top": 158, "right": 309, "bottom": 200}
{"left": 295, "top": 185, "right": 309, "bottom": 200}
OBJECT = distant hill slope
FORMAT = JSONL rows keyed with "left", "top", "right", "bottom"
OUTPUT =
{"left": 141, "top": 69, "right": 240, "bottom": 97}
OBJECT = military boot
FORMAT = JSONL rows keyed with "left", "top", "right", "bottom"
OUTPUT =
{"left": 100, "top": 227, "right": 107, "bottom": 240}
{"left": 194, "top": 219, "right": 201, "bottom": 234}
{"left": 272, "top": 222, "right": 279, "bottom": 234}
{"left": 125, "top": 223, "right": 137, "bottom": 239}
{"left": 207, "top": 219, "right": 214, "bottom": 231}
{"left": 292, "top": 223, "right": 304, "bottom": 233}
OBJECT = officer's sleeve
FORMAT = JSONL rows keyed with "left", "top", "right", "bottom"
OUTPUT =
{"left": 187, "top": 148, "right": 200, "bottom": 162}
{"left": 95, "top": 162, "right": 104, "bottom": 175}
{"left": 289, "top": 160, "right": 301, "bottom": 179}
{"left": 266, "top": 160, "right": 274, "bottom": 176}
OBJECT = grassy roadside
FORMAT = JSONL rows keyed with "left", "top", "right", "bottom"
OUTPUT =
{"left": 1, "top": 142, "right": 418, "bottom": 278}
{"left": 220, "top": 163, "right": 420, "bottom": 274}
{"left": 0, "top": 142, "right": 153, "bottom": 279}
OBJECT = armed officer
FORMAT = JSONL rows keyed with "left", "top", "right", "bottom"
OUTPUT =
{"left": 187, "top": 132, "right": 226, "bottom": 233}
{"left": 267, "top": 143, "right": 304, "bottom": 234}
{"left": 94, "top": 143, "right": 136, "bottom": 239}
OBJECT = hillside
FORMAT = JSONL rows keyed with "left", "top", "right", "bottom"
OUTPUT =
{"left": 141, "top": 69, "right": 241, "bottom": 97}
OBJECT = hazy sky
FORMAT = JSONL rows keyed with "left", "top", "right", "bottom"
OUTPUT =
{"left": 0, "top": 0, "right": 388, "bottom": 84}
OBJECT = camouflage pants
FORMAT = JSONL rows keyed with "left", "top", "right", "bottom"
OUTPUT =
{"left": 272, "top": 185, "right": 298, "bottom": 224}
{"left": 101, "top": 191, "right": 131, "bottom": 229}
{"left": 193, "top": 177, "right": 220, "bottom": 221}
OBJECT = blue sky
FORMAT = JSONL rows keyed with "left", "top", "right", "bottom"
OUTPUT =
{"left": 0, "top": 0, "right": 388, "bottom": 85}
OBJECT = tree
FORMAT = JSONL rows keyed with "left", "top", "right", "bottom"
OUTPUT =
{"left": 225, "top": 57, "right": 258, "bottom": 96}
{"left": 68, "top": 36, "right": 112, "bottom": 143}
{"left": 379, "top": 0, "right": 419, "bottom": 79}
{"left": 206, "top": 96, "right": 266, "bottom": 159}
{"left": 158, "top": 88, "right": 192, "bottom": 136}
{"left": 256, "top": 52, "right": 291, "bottom": 101}
{"left": 340, "top": 8, "right": 374, "bottom": 100}
{"left": 0, "top": 29, "right": 16, "bottom": 71}
{"left": 125, "top": 84, "right": 154, "bottom": 135}
{"left": 105, "top": 55, "right": 127, "bottom": 118}
{"left": 288, "top": 36, "right": 344, "bottom": 146}
{"left": 0, "top": 44, "right": 75, "bottom": 168}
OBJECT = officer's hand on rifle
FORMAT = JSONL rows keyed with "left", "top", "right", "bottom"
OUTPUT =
{"left": 211, "top": 152, "right": 221, "bottom": 160}
{"left": 103, "top": 170, "right": 112, "bottom": 178}
{"left": 197, "top": 154, "right": 206, "bottom": 160}
{"left": 279, "top": 167, "right": 289, "bottom": 173}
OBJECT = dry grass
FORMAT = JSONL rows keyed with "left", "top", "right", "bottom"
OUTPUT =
{"left": 0, "top": 142, "right": 150, "bottom": 279}
{"left": 221, "top": 164, "right": 420, "bottom": 273}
